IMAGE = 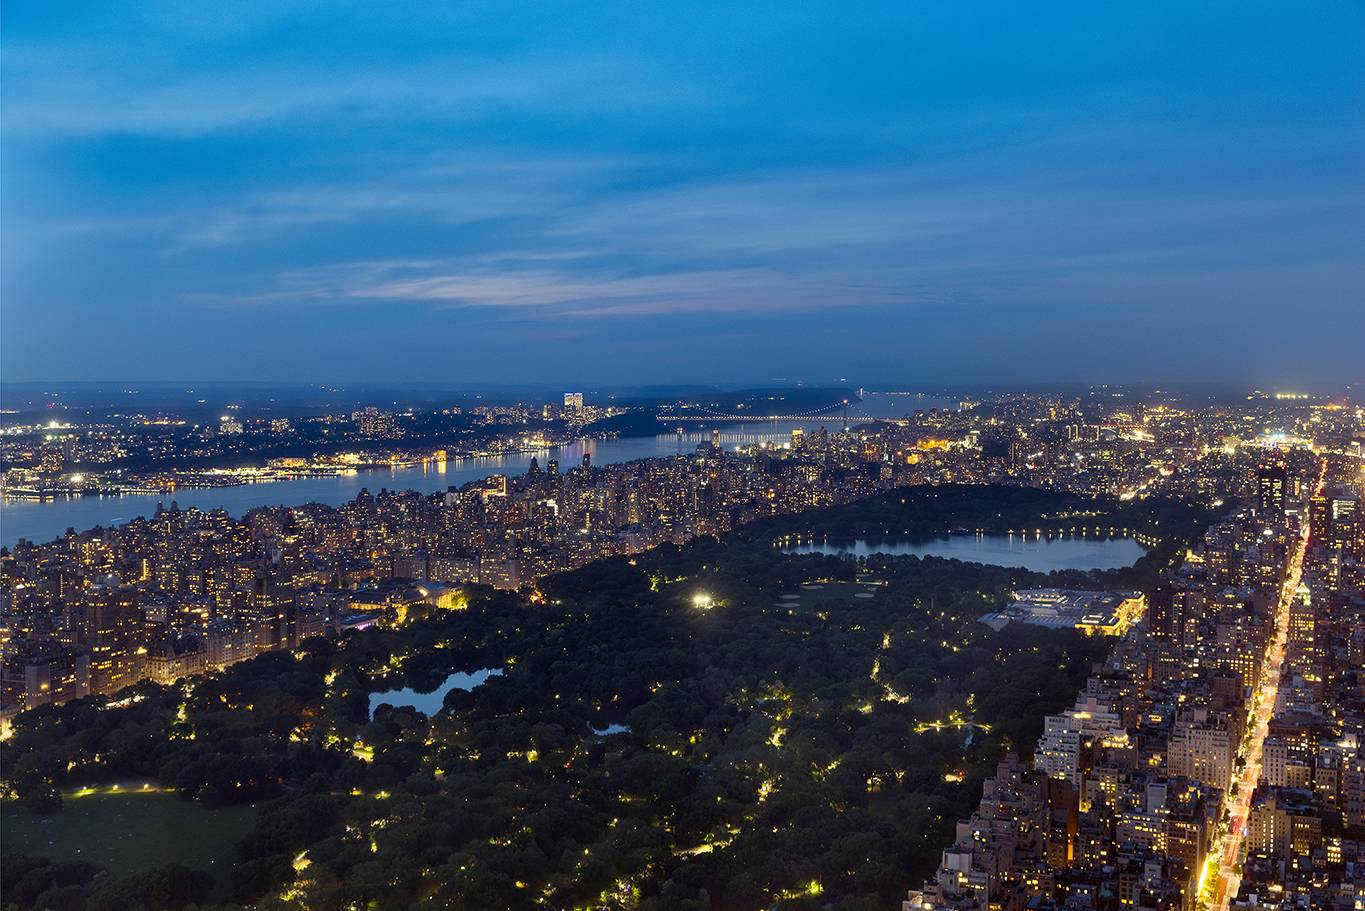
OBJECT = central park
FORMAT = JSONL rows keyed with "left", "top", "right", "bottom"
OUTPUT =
{"left": 2, "top": 485, "right": 1213, "bottom": 911}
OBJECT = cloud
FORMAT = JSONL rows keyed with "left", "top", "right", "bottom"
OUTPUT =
{"left": 197, "top": 256, "right": 932, "bottom": 317}
{"left": 178, "top": 132, "right": 1362, "bottom": 323}
{"left": 172, "top": 153, "right": 631, "bottom": 249}
{"left": 1, "top": 41, "right": 717, "bottom": 140}
{"left": 4, "top": 2, "right": 1362, "bottom": 384}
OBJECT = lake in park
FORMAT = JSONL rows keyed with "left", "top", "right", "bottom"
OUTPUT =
{"left": 368, "top": 668, "right": 503, "bottom": 718}
{"left": 781, "top": 533, "right": 1147, "bottom": 572}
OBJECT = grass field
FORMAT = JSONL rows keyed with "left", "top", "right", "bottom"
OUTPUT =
{"left": 1, "top": 786, "right": 258, "bottom": 899}
{"left": 781, "top": 580, "right": 878, "bottom": 611}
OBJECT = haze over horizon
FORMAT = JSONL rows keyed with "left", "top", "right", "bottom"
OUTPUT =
{"left": 3, "top": 2, "right": 1363, "bottom": 387}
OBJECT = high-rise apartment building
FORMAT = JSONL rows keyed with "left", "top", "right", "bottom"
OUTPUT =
{"left": 1257, "top": 461, "right": 1287, "bottom": 515}
{"left": 81, "top": 586, "right": 144, "bottom": 694}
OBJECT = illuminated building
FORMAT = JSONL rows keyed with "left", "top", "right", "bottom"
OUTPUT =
{"left": 81, "top": 586, "right": 143, "bottom": 695}
{"left": 1166, "top": 707, "right": 1239, "bottom": 792}
{"left": 351, "top": 406, "right": 399, "bottom": 438}
{"left": 0, "top": 643, "right": 89, "bottom": 713}
{"left": 1246, "top": 787, "right": 1322, "bottom": 859}
{"left": 1256, "top": 461, "right": 1287, "bottom": 515}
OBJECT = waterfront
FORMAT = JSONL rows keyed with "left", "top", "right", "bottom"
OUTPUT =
{"left": 0, "top": 394, "right": 954, "bottom": 547}
{"left": 780, "top": 532, "right": 1148, "bottom": 572}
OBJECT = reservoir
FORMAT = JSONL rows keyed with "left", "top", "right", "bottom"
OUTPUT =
{"left": 1, "top": 393, "right": 956, "bottom": 547}
{"left": 781, "top": 533, "right": 1148, "bottom": 572}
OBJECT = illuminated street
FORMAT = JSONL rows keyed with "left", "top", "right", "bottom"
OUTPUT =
{"left": 1202, "top": 462, "right": 1325, "bottom": 911}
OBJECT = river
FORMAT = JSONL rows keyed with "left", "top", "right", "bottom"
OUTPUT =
{"left": 1, "top": 394, "right": 958, "bottom": 547}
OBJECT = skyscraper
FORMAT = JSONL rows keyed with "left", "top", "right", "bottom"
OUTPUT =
{"left": 82, "top": 586, "right": 143, "bottom": 694}
{"left": 1257, "top": 461, "right": 1287, "bottom": 515}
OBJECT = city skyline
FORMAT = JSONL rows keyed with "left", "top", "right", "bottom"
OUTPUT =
{"left": 3, "top": 384, "right": 1362, "bottom": 911}
{"left": 4, "top": 2, "right": 1363, "bottom": 386}
{"left": 3, "top": 6, "right": 1365, "bottom": 911}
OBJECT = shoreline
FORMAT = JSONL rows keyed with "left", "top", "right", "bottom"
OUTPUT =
{"left": 0, "top": 435, "right": 621, "bottom": 503}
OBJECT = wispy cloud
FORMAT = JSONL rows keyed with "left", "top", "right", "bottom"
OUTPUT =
{"left": 206, "top": 257, "right": 941, "bottom": 317}
{"left": 181, "top": 137, "right": 1363, "bottom": 321}
{"left": 2, "top": 43, "right": 717, "bottom": 139}
{"left": 4, "top": 2, "right": 1362, "bottom": 383}
{"left": 174, "top": 153, "right": 632, "bottom": 249}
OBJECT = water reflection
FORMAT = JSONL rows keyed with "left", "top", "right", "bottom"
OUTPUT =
{"left": 1, "top": 393, "right": 958, "bottom": 547}
{"left": 781, "top": 533, "right": 1147, "bottom": 572}
{"left": 368, "top": 668, "right": 503, "bottom": 719}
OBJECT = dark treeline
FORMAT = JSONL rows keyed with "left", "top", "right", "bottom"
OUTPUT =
{"left": 1, "top": 485, "right": 1207, "bottom": 911}
{"left": 742, "top": 483, "right": 1202, "bottom": 544}
{"left": 1, "top": 857, "right": 213, "bottom": 911}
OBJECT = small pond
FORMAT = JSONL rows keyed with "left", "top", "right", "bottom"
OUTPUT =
{"left": 369, "top": 668, "right": 503, "bottom": 719}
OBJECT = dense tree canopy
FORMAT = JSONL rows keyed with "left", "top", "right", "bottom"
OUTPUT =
{"left": 1, "top": 485, "right": 1209, "bottom": 911}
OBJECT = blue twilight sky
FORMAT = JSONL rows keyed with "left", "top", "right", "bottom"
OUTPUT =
{"left": 2, "top": 2, "right": 1363, "bottom": 387}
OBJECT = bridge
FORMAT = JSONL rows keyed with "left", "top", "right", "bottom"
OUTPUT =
{"left": 657, "top": 400, "right": 879, "bottom": 423}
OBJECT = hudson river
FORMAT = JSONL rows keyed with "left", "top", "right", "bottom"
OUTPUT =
{"left": 1, "top": 395, "right": 955, "bottom": 547}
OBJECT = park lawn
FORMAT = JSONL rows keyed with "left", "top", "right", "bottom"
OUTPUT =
{"left": 1, "top": 788, "right": 258, "bottom": 900}
{"left": 790, "top": 580, "right": 875, "bottom": 610}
